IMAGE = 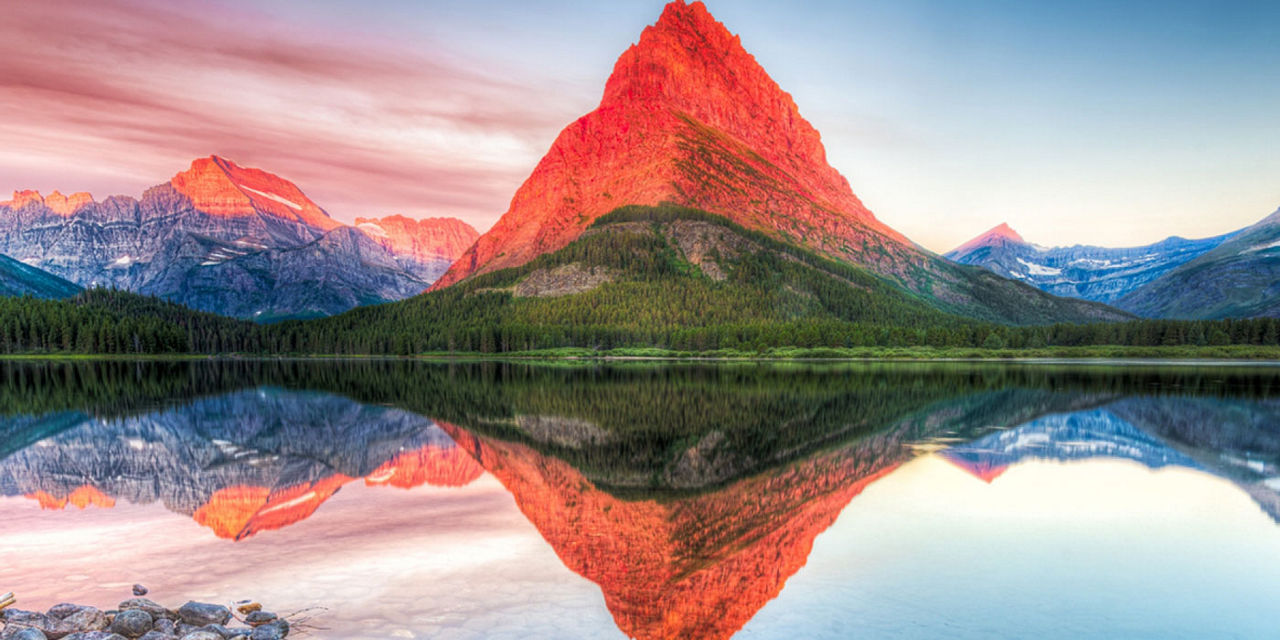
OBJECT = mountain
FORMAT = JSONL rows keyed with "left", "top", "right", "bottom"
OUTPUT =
{"left": 0, "top": 253, "right": 79, "bottom": 299}
{"left": 1118, "top": 208, "right": 1280, "bottom": 319}
{"left": 0, "top": 157, "right": 473, "bottom": 320}
{"left": 297, "top": 206, "right": 1077, "bottom": 353}
{"left": 945, "top": 222, "right": 1235, "bottom": 304}
{"left": 430, "top": 1, "right": 1124, "bottom": 325}
{"left": 355, "top": 215, "right": 479, "bottom": 282}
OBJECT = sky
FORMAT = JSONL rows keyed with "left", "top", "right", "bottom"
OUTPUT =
{"left": 2, "top": 0, "right": 1278, "bottom": 252}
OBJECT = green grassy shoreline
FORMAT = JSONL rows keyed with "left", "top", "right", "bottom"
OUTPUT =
{"left": 4, "top": 344, "right": 1280, "bottom": 362}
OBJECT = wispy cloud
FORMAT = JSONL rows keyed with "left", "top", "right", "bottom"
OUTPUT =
{"left": 0, "top": 0, "right": 585, "bottom": 227}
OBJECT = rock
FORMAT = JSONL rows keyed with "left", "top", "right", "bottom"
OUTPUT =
{"left": 193, "top": 626, "right": 244, "bottom": 640}
{"left": 109, "top": 610, "right": 153, "bottom": 638}
{"left": 46, "top": 605, "right": 93, "bottom": 621}
{"left": 61, "top": 609, "right": 107, "bottom": 635}
{"left": 246, "top": 625, "right": 285, "bottom": 640}
{"left": 137, "top": 634, "right": 174, "bottom": 640}
{"left": 0, "top": 609, "right": 67, "bottom": 639}
{"left": 176, "top": 632, "right": 221, "bottom": 640}
{"left": 116, "top": 601, "right": 171, "bottom": 622}
{"left": 61, "top": 633, "right": 126, "bottom": 640}
{"left": 175, "top": 604, "right": 229, "bottom": 628}
{"left": 149, "top": 621, "right": 174, "bottom": 637}
{"left": 241, "top": 612, "right": 276, "bottom": 628}
{"left": 130, "top": 587, "right": 147, "bottom": 598}
{"left": 230, "top": 605, "right": 258, "bottom": 617}
{"left": 9, "top": 629, "right": 49, "bottom": 640}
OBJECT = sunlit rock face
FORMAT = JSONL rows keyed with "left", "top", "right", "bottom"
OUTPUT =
{"left": 170, "top": 156, "right": 340, "bottom": 230}
{"left": 439, "top": 421, "right": 908, "bottom": 640}
{"left": 355, "top": 214, "right": 479, "bottom": 282}
{"left": 0, "top": 157, "right": 472, "bottom": 318}
{"left": 0, "top": 390, "right": 482, "bottom": 540}
{"left": 430, "top": 1, "right": 1127, "bottom": 324}
{"left": 434, "top": 0, "right": 919, "bottom": 291}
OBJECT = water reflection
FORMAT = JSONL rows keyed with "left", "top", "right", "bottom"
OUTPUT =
{"left": 1, "top": 388, "right": 481, "bottom": 540}
{"left": 1, "top": 361, "right": 1278, "bottom": 639}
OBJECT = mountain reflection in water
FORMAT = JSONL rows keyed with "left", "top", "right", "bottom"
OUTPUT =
{"left": 1, "top": 360, "right": 1278, "bottom": 640}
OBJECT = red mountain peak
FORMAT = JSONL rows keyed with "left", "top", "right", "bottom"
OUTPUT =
{"left": 170, "top": 155, "right": 339, "bottom": 230}
{"left": 431, "top": 1, "right": 919, "bottom": 290}
{"left": 354, "top": 214, "right": 480, "bottom": 264}
{"left": 2, "top": 189, "right": 94, "bottom": 215}
{"left": 951, "top": 222, "right": 1028, "bottom": 255}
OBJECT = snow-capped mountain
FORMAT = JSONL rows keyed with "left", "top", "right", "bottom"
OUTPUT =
{"left": 945, "top": 222, "right": 1235, "bottom": 305}
{"left": 0, "top": 157, "right": 477, "bottom": 319}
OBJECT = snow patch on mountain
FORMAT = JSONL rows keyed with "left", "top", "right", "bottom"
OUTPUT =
{"left": 240, "top": 185, "right": 302, "bottom": 211}
{"left": 1016, "top": 258, "right": 1062, "bottom": 277}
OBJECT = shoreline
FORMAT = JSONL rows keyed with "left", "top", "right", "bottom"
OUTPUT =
{"left": 3, "top": 345, "right": 1280, "bottom": 365}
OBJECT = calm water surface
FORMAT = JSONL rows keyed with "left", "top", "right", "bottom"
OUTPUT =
{"left": 1, "top": 360, "right": 1278, "bottom": 639}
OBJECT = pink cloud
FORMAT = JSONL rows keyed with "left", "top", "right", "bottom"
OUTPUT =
{"left": 0, "top": 0, "right": 588, "bottom": 229}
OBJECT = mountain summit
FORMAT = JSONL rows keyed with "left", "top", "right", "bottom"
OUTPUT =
{"left": 170, "top": 155, "right": 340, "bottom": 231}
{"left": 434, "top": 0, "right": 914, "bottom": 289}
{"left": 431, "top": 1, "right": 1123, "bottom": 324}
{"left": 950, "top": 223, "right": 1027, "bottom": 255}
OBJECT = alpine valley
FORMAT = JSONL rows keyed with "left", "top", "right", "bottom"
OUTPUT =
{"left": 0, "top": 156, "right": 477, "bottom": 321}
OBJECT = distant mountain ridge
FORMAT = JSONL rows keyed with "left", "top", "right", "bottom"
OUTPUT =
{"left": 1118, "top": 208, "right": 1280, "bottom": 319}
{"left": 945, "top": 222, "right": 1236, "bottom": 305}
{"left": 948, "top": 206, "right": 1280, "bottom": 319}
{"left": 0, "top": 253, "right": 79, "bottom": 299}
{"left": 0, "top": 157, "right": 477, "bottom": 320}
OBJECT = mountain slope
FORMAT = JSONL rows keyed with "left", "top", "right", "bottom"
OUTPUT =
{"left": 0, "top": 253, "right": 79, "bottom": 299}
{"left": 0, "top": 157, "right": 459, "bottom": 319}
{"left": 945, "top": 223, "right": 1234, "bottom": 304}
{"left": 355, "top": 215, "right": 479, "bottom": 282}
{"left": 1118, "top": 208, "right": 1280, "bottom": 319}
{"left": 285, "top": 205, "right": 1130, "bottom": 355}
{"left": 432, "top": 1, "right": 1123, "bottom": 324}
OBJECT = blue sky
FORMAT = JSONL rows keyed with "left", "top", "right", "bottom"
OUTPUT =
{"left": 4, "top": 0, "right": 1278, "bottom": 250}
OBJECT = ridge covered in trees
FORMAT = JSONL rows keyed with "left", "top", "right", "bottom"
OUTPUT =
{"left": 1, "top": 207, "right": 1279, "bottom": 357}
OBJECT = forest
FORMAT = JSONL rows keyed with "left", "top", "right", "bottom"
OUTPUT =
{"left": 2, "top": 207, "right": 1279, "bottom": 358}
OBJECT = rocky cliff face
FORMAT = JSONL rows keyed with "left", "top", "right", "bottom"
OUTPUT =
{"left": 435, "top": 1, "right": 914, "bottom": 290}
{"left": 431, "top": 1, "right": 1126, "bottom": 324}
{"left": 1117, "top": 207, "right": 1280, "bottom": 318}
{"left": 0, "top": 389, "right": 482, "bottom": 540}
{"left": 0, "top": 157, "right": 465, "bottom": 318}
{"left": 945, "top": 223, "right": 1234, "bottom": 305}
{"left": 355, "top": 215, "right": 478, "bottom": 282}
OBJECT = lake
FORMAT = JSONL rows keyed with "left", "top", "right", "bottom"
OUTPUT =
{"left": 1, "top": 360, "right": 1278, "bottom": 639}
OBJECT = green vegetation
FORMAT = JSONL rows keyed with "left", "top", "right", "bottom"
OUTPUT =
{"left": 2, "top": 206, "right": 1280, "bottom": 359}
{"left": 7, "top": 359, "right": 1278, "bottom": 495}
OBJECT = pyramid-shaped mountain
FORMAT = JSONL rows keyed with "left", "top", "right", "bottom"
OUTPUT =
{"left": 433, "top": 1, "right": 1123, "bottom": 323}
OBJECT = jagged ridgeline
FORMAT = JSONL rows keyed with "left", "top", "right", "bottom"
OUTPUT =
{"left": 5, "top": 359, "right": 1280, "bottom": 496}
